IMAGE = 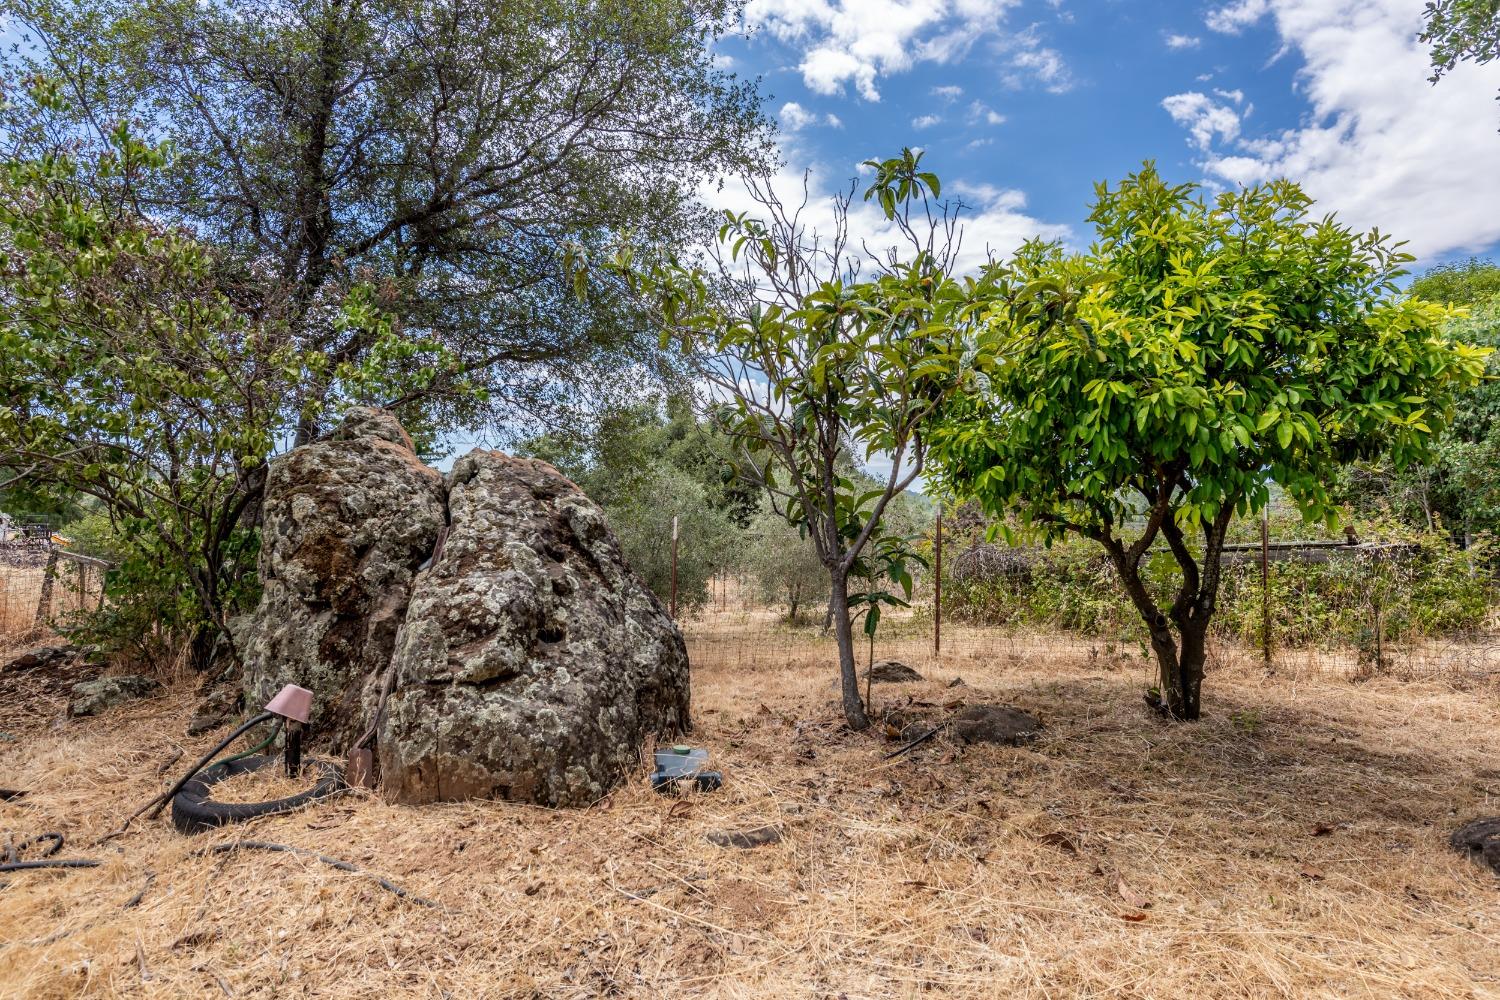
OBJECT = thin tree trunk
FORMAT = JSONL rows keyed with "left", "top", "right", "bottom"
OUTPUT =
{"left": 828, "top": 571, "right": 870, "bottom": 731}
{"left": 1176, "top": 620, "right": 1207, "bottom": 720}
{"left": 1146, "top": 612, "right": 1186, "bottom": 718}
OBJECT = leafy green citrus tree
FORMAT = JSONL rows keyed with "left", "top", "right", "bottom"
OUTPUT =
{"left": 625, "top": 150, "right": 996, "bottom": 729}
{"left": 929, "top": 166, "right": 1488, "bottom": 719}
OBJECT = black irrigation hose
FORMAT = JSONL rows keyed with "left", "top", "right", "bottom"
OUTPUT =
{"left": 1, "top": 832, "right": 100, "bottom": 875}
{"left": 171, "top": 754, "right": 343, "bottom": 834}
{"left": 145, "top": 711, "right": 278, "bottom": 822}
{"left": 882, "top": 724, "right": 946, "bottom": 761}
{"left": 0, "top": 859, "right": 101, "bottom": 873}
{"left": 194, "top": 840, "right": 445, "bottom": 910}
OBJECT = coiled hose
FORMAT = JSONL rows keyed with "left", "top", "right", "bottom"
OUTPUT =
{"left": 144, "top": 711, "right": 279, "bottom": 821}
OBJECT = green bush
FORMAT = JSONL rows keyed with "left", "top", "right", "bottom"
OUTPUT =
{"left": 943, "top": 524, "right": 1492, "bottom": 650}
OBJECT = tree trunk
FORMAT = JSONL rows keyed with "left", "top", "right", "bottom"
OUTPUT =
{"left": 1146, "top": 612, "right": 1185, "bottom": 718}
{"left": 1175, "top": 619, "right": 1207, "bottom": 720}
{"left": 828, "top": 571, "right": 870, "bottom": 730}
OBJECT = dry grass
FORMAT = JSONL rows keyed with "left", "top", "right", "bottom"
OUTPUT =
{"left": 4, "top": 617, "right": 1500, "bottom": 998}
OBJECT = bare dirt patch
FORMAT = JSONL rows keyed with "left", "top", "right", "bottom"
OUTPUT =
{"left": 3, "top": 624, "right": 1500, "bottom": 997}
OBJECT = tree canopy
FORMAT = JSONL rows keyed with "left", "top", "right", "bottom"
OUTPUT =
{"left": 625, "top": 150, "right": 992, "bottom": 729}
{"left": 1422, "top": 0, "right": 1500, "bottom": 124}
{"left": 1, "top": 0, "right": 773, "bottom": 438}
{"left": 1340, "top": 260, "right": 1500, "bottom": 539}
{"left": 929, "top": 165, "right": 1489, "bottom": 719}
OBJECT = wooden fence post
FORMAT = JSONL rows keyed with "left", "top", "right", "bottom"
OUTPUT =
{"left": 933, "top": 512, "right": 943, "bottom": 658}
{"left": 34, "top": 547, "right": 58, "bottom": 626}
{"left": 669, "top": 515, "right": 679, "bottom": 620}
{"left": 1260, "top": 510, "right": 1270, "bottom": 665}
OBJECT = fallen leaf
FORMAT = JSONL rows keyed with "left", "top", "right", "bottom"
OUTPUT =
{"left": 1120, "top": 911, "right": 1149, "bottom": 922}
{"left": 1300, "top": 864, "right": 1325, "bottom": 880}
{"left": 1117, "top": 879, "right": 1151, "bottom": 909}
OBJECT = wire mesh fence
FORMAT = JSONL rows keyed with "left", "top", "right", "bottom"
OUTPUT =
{"left": 1, "top": 543, "right": 108, "bottom": 646}
{"left": 681, "top": 575, "right": 1500, "bottom": 686}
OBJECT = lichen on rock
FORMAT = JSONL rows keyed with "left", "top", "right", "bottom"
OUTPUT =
{"left": 378, "top": 450, "right": 690, "bottom": 807}
{"left": 239, "top": 407, "right": 446, "bottom": 750}
{"left": 237, "top": 411, "right": 690, "bottom": 808}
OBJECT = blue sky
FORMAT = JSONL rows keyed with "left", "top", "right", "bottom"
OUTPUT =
{"left": 710, "top": 0, "right": 1500, "bottom": 274}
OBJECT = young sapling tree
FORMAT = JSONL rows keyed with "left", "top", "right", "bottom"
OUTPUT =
{"left": 625, "top": 151, "right": 995, "bottom": 729}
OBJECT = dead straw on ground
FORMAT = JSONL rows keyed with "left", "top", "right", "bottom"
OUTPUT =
{"left": 3, "top": 618, "right": 1500, "bottom": 998}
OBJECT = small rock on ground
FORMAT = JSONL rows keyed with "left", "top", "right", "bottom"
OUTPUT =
{"left": 950, "top": 704, "right": 1042, "bottom": 746}
{"left": 866, "top": 660, "right": 923, "bottom": 683}
{"left": 4, "top": 643, "right": 76, "bottom": 672}
{"left": 707, "top": 826, "right": 783, "bottom": 849}
{"left": 186, "top": 715, "right": 228, "bottom": 737}
{"left": 1451, "top": 817, "right": 1500, "bottom": 873}
{"left": 70, "top": 675, "right": 160, "bottom": 717}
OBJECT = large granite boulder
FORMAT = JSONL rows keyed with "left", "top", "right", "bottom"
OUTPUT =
{"left": 240, "top": 408, "right": 446, "bottom": 750}
{"left": 377, "top": 450, "right": 690, "bottom": 806}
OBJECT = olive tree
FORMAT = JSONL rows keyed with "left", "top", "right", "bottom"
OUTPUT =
{"left": 743, "top": 509, "right": 826, "bottom": 622}
{"left": 625, "top": 150, "right": 995, "bottom": 729}
{"left": 929, "top": 166, "right": 1488, "bottom": 719}
{"left": 0, "top": 100, "right": 454, "bottom": 665}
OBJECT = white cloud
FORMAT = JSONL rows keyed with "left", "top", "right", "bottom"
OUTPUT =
{"left": 746, "top": 0, "right": 1023, "bottom": 101}
{"left": 780, "top": 102, "right": 843, "bottom": 132}
{"left": 779, "top": 101, "right": 818, "bottom": 131}
{"left": 1205, "top": 0, "right": 1271, "bottom": 34}
{"left": 1165, "top": 33, "right": 1202, "bottom": 50}
{"left": 699, "top": 157, "right": 1070, "bottom": 280}
{"left": 932, "top": 84, "right": 964, "bottom": 101}
{"left": 967, "top": 100, "right": 1006, "bottom": 125}
{"left": 1178, "top": 0, "right": 1500, "bottom": 259}
{"left": 1004, "top": 30, "right": 1075, "bottom": 93}
{"left": 1161, "top": 91, "right": 1243, "bottom": 150}
{"left": 1213, "top": 87, "right": 1245, "bottom": 104}
{"left": 912, "top": 113, "right": 943, "bottom": 129}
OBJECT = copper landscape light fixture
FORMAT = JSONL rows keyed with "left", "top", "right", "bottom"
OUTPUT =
{"left": 265, "top": 684, "right": 314, "bottom": 777}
